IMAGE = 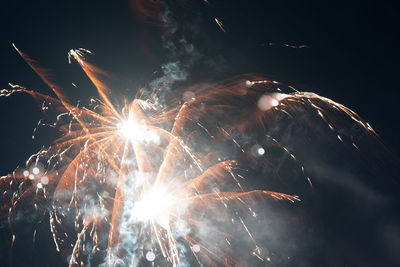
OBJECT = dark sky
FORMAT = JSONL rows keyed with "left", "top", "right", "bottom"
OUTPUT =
{"left": 0, "top": 1, "right": 399, "bottom": 266}
{"left": 1, "top": 0, "right": 399, "bottom": 157}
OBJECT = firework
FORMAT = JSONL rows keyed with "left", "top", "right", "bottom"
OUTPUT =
{"left": 1, "top": 46, "right": 384, "bottom": 267}
{"left": 214, "top": 18, "right": 226, "bottom": 33}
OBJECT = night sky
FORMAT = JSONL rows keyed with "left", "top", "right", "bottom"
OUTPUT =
{"left": 1, "top": 1, "right": 399, "bottom": 266}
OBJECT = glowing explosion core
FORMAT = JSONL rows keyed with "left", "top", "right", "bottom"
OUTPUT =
{"left": 0, "top": 45, "right": 382, "bottom": 267}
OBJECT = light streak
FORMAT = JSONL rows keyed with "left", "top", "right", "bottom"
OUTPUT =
{"left": 214, "top": 18, "right": 226, "bottom": 32}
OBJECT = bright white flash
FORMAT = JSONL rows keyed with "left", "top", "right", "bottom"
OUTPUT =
{"left": 118, "top": 119, "right": 143, "bottom": 140}
{"left": 132, "top": 186, "right": 175, "bottom": 229}
{"left": 118, "top": 119, "right": 159, "bottom": 143}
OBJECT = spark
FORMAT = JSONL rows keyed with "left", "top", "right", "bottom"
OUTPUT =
{"left": 214, "top": 18, "right": 226, "bottom": 32}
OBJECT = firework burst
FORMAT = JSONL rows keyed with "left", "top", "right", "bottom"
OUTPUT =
{"left": 1, "top": 46, "right": 383, "bottom": 267}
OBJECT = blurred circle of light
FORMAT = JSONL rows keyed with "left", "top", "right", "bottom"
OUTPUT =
{"left": 257, "top": 95, "right": 277, "bottom": 111}
{"left": 251, "top": 144, "right": 265, "bottom": 157}
{"left": 182, "top": 91, "right": 196, "bottom": 102}
{"left": 37, "top": 183, "right": 43, "bottom": 189}
{"left": 192, "top": 244, "right": 201, "bottom": 253}
{"left": 29, "top": 174, "right": 35, "bottom": 180}
{"left": 32, "top": 166, "right": 40, "bottom": 175}
{"left": 132, "top": 186, "right": 175, "bottom": 229}
{"left": 23, "top": 170, "right": 29, "bottom": 177}
{"left": 41, "top": 176, "right": 49, "bottom": 185}
{"left": 145, "top": 251, "right": 156, "bottom": 262}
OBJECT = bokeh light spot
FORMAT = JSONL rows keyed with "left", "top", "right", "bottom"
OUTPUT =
{"left": 192, "top": 244, "right": 200, "bottom": 253}
{"left": 145, "top": 251, "right": 155, "bottom": 262}
{"left": 32, "top": 167, "right": 40, "bottom": 175}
